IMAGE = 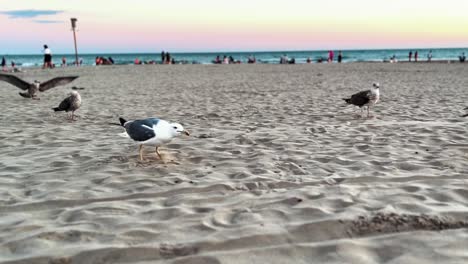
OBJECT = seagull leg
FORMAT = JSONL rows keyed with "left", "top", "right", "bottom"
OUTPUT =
{"left": 367, "top": 106, "right": 371, "bottom": 118}
{"left": 139, "top": 145, "right": 144, "bottom": 161}
{"left": 155, "top": 147, "right": 162, "bottom": 159}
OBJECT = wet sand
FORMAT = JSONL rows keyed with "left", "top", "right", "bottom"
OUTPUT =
{"left": 0, "top": 63, "right": 467, "bottom": 263}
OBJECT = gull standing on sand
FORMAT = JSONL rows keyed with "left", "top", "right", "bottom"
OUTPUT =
{"left": 52, "top": 91, "right": 82, "bottom": 120}
{"left": 343, "top": 82, "right": 380, "bottom": 117}
{"left": 118, "top": 117, "right": 190, "bottom": 161}
{"left": 0, "top": 73, "right": 78, "bottom": 99}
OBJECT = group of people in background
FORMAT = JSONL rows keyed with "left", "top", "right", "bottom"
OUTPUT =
{"left": 213, "top": 55, "right": 242, "bottom": 64}
{"left": 95, "top": 56, "right": 114, "bottom": 65}
{"left": 408, "top": 50, "right": 420, "bottom": 62}
{"left": 1, "top": 56, "right": 20, "bottom": 72}
{"left": 161, "top": 51, "right": 175, "bottom": 64}
{"left": 3, "top": 47, "right": 467, "bottom": 68}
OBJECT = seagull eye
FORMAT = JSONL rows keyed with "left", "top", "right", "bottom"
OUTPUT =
{"left": 173, "top": 126, "right": 178, "bottom": 129}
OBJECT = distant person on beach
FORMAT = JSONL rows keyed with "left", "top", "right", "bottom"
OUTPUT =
{"left": 214, "top": 55, "right": 221, "bottom": 64}
{"left": 42, "top": 44, "right": 53, "bottom": 69}
{"left": 8, "top": 61, "right": 21, "bottom": 72}
{"left": 248, "top": 55, "right": 256, "bottom": 64}
{"left": 222, "top": 55, "right": 229, "bottom": 64}
{"left": 165, "top": 52, "right": 171, "bottom": 64}
{"left": 460, "top": 52, "right": 466, "bottom": 62}
{"left": 409, "top": 51, "right": 412, "bottom": 62}
{"left": 108, "top": 57, "right": 114, "bottom": 64}
{"left": 161, "top": 51, "right": 165, "bottom": 64}
{"left": 62, "top": 57, "right": 67, "bottom": 67}
{"left": 338, "top": 51, "right": 343, "bottom": 63}
{"left": 280, "top": 54, "right": 289, "bottom": 64}
{"left": 328, "top": 50, "right": 334, "bottom": 62}
{"left": 1, "top": 56, "right": 6, "bottom": 71}
{"left": 134, "top": 58, "right": 140, "bottom": 65}
{"left": 415, "top": 51, "right": 418, "bottom": 62}
{"left": 427, "top": 50, "right": 432, "bottom": 62}
{"left": 306, "top": 57, "right": 311, "bottom": 63}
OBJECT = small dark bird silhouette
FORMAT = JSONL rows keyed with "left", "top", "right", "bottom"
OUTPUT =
{"left": 53, "top": 91, "right": 82, "bottom": 120}
{"left": 0, "top": 73, "right": 78, "bottom": 99}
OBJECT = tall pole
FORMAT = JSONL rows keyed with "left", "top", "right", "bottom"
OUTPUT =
{"left": 71, "top": 18, "right": 79, "bottom": 66}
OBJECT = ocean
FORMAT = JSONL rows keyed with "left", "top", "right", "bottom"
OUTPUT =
{"left": 1, "top": 48, "right": 467, "bottom": 67}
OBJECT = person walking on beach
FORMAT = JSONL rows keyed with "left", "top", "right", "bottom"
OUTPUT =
{"left": 409, "top": 51, "right": 412, "bottom": 62}
{"left": 427, "top": 50, "right": 432, "bottom": 62}
{"left": 42, "top": 45, "right": 53, "bottom": 69}
{"left": 338, "top": 51, "right": 343, "bottom": 63}
{"left": 414, "top": 51, "right": 418, "bottom": 62}
{"left": 1, "top": 56, "right": 6, "bottom": 72}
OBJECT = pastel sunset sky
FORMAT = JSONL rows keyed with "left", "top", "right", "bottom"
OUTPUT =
{"left": 1, "top": 0, "right": 468, "bottom": 54}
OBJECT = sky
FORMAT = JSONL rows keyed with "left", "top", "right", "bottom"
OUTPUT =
{"left": 1, "top": 0, "right": 468, "bottom": 54}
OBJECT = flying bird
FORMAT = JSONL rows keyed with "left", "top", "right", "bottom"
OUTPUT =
{"left": 53, "top": 91, "right": 82, "bottom": 120}
{"left": 343, "top": 82, "right": 381, "bottom": 117}
{"left": 0, "top": 73, "right": 79, "bottom": 99}
{"left": 118, "top": 117, "right": 190, "bottom": 161}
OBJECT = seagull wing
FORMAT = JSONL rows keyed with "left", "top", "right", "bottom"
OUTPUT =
{"left": 124, "top": 120, "right": 157, "bottom": 142}
{"left": 56, "top": 96, "right": 72, "bottom": 111}
{"left": 39, "top": 76, "right": 79, "bottom": 92}
{"left": 0, "top": 73, "right": 30, "bottom": 90}
{"left": 350, "top": 90, "right": 371, "bottom": 106}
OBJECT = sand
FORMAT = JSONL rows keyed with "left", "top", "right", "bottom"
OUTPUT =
{"left": 0, "top": 63, "right": 467, "bottom": 264}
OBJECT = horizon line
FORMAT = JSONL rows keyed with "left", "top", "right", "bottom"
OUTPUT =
{"left": 2, "top": 46, "right": 467, "bottom": 56}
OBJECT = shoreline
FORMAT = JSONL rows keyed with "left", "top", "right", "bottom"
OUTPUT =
{"left": 2, "top": 59, "right": 467, "bottom": 71}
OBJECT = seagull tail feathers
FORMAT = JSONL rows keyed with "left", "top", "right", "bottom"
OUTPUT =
{"left": 52, "top": 107, "right": 63, "bottom": 112}
{"left": 343, "top": 98, "right": 351, "bottom": 104}
{"left": 119, "top": 117, "right": 127, "bottom": 126}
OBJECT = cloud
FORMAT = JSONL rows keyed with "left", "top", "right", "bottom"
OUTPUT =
{"left": 33, "top": 20, "right": 63, "bottom": 24}
{"left": 0, "top": 9, "right": 63, "bottom": 19}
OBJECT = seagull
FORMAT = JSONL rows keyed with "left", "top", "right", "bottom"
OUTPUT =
{"left": 343, "top": 82, "right": 381, "bottom": 117}
{"left": 118, "top": 117, "right": 190, "bottom": 161}
{"left": 0, "top": 73, "right": 78, "bottom": 99}
{"left": 52, "top": 91, "right": 82, "bottom": 120}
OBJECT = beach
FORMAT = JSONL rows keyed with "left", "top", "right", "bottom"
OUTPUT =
{"left": 0, "top": 63, "right": 467, "bottom": 263}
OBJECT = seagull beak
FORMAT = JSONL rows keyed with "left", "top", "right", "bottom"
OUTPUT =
{"left": 183, "top": 130, "right": 190, "bottom": 136}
